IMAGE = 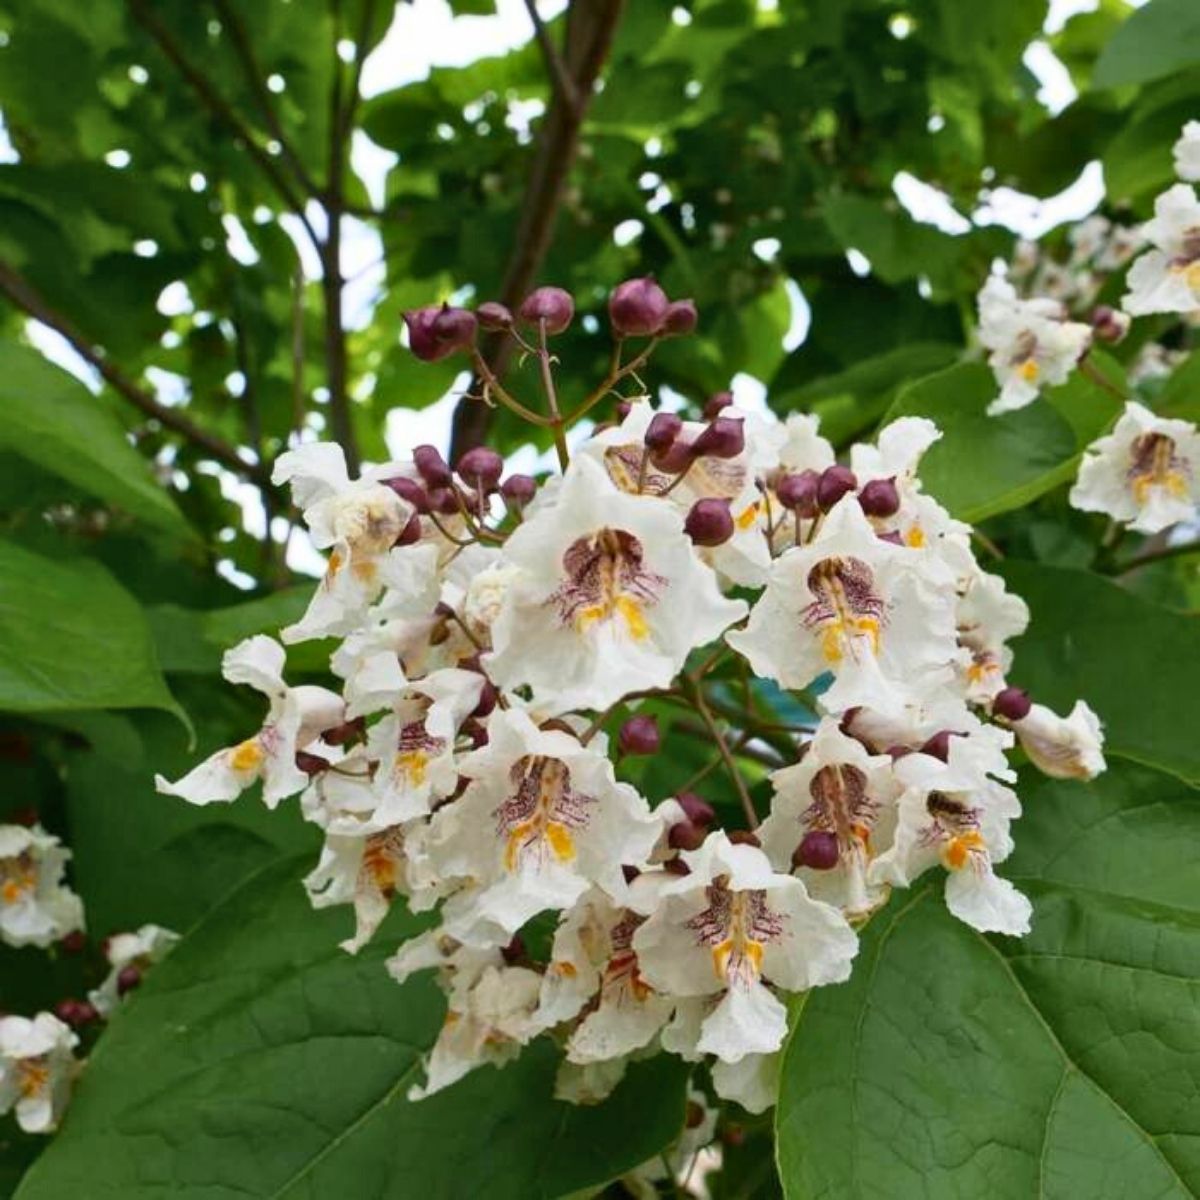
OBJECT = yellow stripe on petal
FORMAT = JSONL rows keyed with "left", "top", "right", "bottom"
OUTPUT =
{"left": 229, "top": 739, "right": 264, "bottom": 772}
{"left": 615, "top": 595, "right": 649, "bottom": 640}
{"left": 544, "top": 820, "right": 577, "bottom": 862}
{"left": 944, "top": 830, "right": 986, "bottom": 871}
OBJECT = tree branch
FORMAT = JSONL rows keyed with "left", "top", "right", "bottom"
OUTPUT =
{"left": 125, "top": 0, "right": 321, "bottom": 252}
{"left": 450, "top": 0, "right": 626, "bottom": 458}
{"left": 522, "top": 0, "right": 580, "bottom": 115}
{"left": 209, "top": 0, "right": 323, "bottom": 200}
{"left": 0, "top": 259, "right": 270, "bottom": 486}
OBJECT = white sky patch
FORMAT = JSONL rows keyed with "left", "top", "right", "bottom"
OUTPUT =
{"left": 893, "top": 172, "right": 971, "bottom": 235}
{"left": 1023, "top": 41, "right": 1076, "bottom": 115}
{"left": 783, "top": 279, "right": 811, "bottom": 350}
{"left": 26, "top": 321, "right": 100, "bottom": 391}
{"left": 975, "top": 160, "right": 1105, "bottom": 239}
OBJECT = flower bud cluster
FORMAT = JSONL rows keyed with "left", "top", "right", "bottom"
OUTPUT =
{"left": 161, "top": 376, "right": 1107, "bottom": 1114}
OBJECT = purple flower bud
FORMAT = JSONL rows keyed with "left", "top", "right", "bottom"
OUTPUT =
{"left": 920, "top": 730, "right": 959, "bottom": 762}
{"left": 668, "top": 819, "right": 707, "bottom": 851}
{"left": 1090, "top": 305, "right": 1129, "bottom": 344}
{"left": 413, "top": 444, "right": 453, "bottom": 488}
{"left": 393, "top": 513, "right": 423, "bottom": 547}
{"left": 518, "top": 286, "right": 574, "bottom": 334}
{"left": 472, "top": 680, "right": 498, "bottom": 719}
{"left": 775, "top": 469, "right": 820, "bottom": 517}
{"left": 691, "top": 415, "right": 745, "bottom": 459}
{"left": 644, "top": 411, "right": 683, "bottom": 452}
{"left": 859, "top": 476, "right": 901, "bottom": 517}
{"left": 476, "top": 301, "right": 513, "bottom": 331}
{"left": 650, "top": 437, "right": 696, "bottom": 474}
{"left": 295, "top": 750, "right": 330, "bottom": 775}
{"left": 817, "top": 464, "right": 858, "bottom": 511}
{"left": 662, "top": 298, "right": 698, "bottom": 336}
{"left": 425, "top": 486, "right": 461, "bottom": 515}
{"left": 684, "top": 497, "right": 735, "bottom": 546}
{"left": 993, "top": 686, "right": 1032, "bottom": 722}
{"left": 885, "top": 744, "right": 913, "bottom": 760}
{"left": 619, "top": 715, "right": 660, "bottom": 756}
{"left": 116, "top": 965, "right": 142, "bottom": 996}
{"left": 500, "top": 935, "right": 527, "bottom": 966}
{"left": 457, "top": 446, "right": 504, "bottom": 490}
{"left": 322, "top": 717, "right": 366, "bottom": 746}
{"left": 663, "top": 855, "right": 691, "bottom": 875}
{"left": 609, "top": 276, "right": 670, "bottom": 337}
{"left": 60, "top": 931, "right": 87, "bottom": 954}
{"left": 792, "top": 830, "right": 840, "bottom": 871}
{"left": 676, "top": 791, "right": 715, "bottom": 826}
{"left": 615, "top": 400, "right": 632, "bottom": 421}
{"left": 461, "top": 719, "right": 489, "bottom": 749}
{"left": 501, "top": 474, "right": 536, "bottom": 507}
{"left": 703, "top": 390, "right": 733, "bottom": 419}
{"left": 727, "top": 829, "right": 761, "bottom": 847}
{"left": 381, "top": 475, "right": 430, "bottom": 513}
{"left": 404, "top": 304, "right": 476, "bottom": 361}
{"left": 54, "top": 999, "right": 98, "bottom": 1028}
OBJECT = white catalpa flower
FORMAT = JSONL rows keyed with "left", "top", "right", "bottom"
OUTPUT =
{"left": 430, "top": 708, "right": 661, "bottom": 946}
{"left": 272, "top": 443, "right": 423, "bottom": 641}
{"left": 777, "top": 412, "right": 835, "bottom": 475}
{"left": 1070, "top": 401, "right": 1200, "bottom": 534}
{"left": 955, "top": 567, "right": 1030, "bottom": 703}
{"left": 487, "top": 455, "right": 745, "bottom": 713}
{"left": 633, "top": 833, "right": 857, "bottom": 1064}
{"left": 536, "top": 890, "right": 674, "bottom": 1064}
{"left": 0, "top": 825, "right": 84, "bottom": 949}
{"left": 389, "top": 932, "right": 543, "bottom": 1099}
{"left": 1123, "top": 184, "right": 1200, "bottom": 316}
{"left": 1010, "top": 701, "right": 1106, "bottom": 781}
{"left": 977, "top": 275, "right": 1092, "bottom": 414}
{"left": 89, "top": 924, "right": 179, "bottom": 1016}
{"left": 870, "top": 736, "right": 1030, "bottom": 936}
{"left": 155, "top": 635, "right": 343, "bottom": 808}
{"left": 758, "top": 719, "right": 901, "bottom": 918}
{"left": 1175, "top": 121, "right": 1200, "bottom": 183}
{"left": 0, "top": 1013, "right": 78, "bottom": 1133}
{"left": 712, "top": 1050, "right": 781, "bottom": 1114}
{"left": 728, "top": 496, "right": 957, "bottom": 716}
{"left": 365, "top": 668, "right": 484, "bottom": 826}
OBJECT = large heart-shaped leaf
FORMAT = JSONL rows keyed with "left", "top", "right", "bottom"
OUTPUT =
{"left": 777, "top": 760, "right": 1200, "bottom": 1198}
{"left": 0, "top": 340, "right": 190, "bottom": 538}
{"left": 1002, "top": 561, "right": 1200, "bottom": 786}
{"left": 15, "top": 857, "right": 690, "bottom": 1200}
{"left": 0, "top": 539, "right": 181, "bottom": 721}
{"left": 1093, "top": 0, "right": 1200, "bottom": 89}
{"left": 884, "top": 360, "right": 1121, "bottom": 523}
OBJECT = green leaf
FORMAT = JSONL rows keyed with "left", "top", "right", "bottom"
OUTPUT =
{"left": 1093, "top": 0, "right": 1200, "bottom": 89}
{"left": 1001, "top": 560, "right": 1200, "bottom": 785}
{"left": 884, "top": 360, "right": 1121, "bottom": 522}
{"left": 777, "top": 760, "right": 1200, "bottom": 1199}
{"left": 0, "top": 539, "right": 182, "bottom": 722}
{"left": 0, "top": 340, "right": 190, "bottom": 538}
{"left": 16, "top": 857, "right": 690, "bottom": 1200}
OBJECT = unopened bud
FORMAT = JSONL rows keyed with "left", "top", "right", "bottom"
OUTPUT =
{"left": 993, "top": 686, "right": 1032, "bottom": 722}
{"left": 609, "top": 277, "right": 669, "bottom": 337}
{"left": 644, "top": 411, "right": 683, "bottom": 452}
{"left": 692, "top": 416, "right": 745, "bottom": 460}
{"left": 404, "top": 304, "right": 476, "bottom": 361}
{"left": 501, "top": 474, "right": 536, "bottom": 507}
{"left": 60, "top": 931, "right": 87, "bottom": 954}
{"left": 727, "top": 829, "right": 761, "bottom": 847}
{"left": 413, "top": 444, "right": 453, "bottom": 488}
{"left": 792, "top": 830, "right": 839, "bottom": 871}
{"left": 500, "top": 935, "right": 527, "bottom": 966}
{"left": 668, "top": 819, "right": 706, "bottom": 851}
{"left": 920, "top": 730, "right": 959, "bottom": 762}
{"left": 663, "top": 856, "right": 691, "bottom": 875}
{"left": 885, "top": 744, "right": 913, "bottom": 760}
{"left": 618, "top": 715, "right": 660, "bottom": 756}
{"left": 323, "top": 718, "right": 366, "bottom": 746}
{"left": 457, "top": 446, "right": 504, "bottom": 490}
{"left": 295, "top": 750, "right": 330, "bottom": 775}
{"left": 382, "top": 476, "right": 430, "bottom": 513}
{"left": 471, "top": 680, "right": 498, "bottom": 719}
{"left": 650, "top": 437, "right": 695, "bottom": 474}
{"left": 518, "top": 286, "right": 574, "bottom": 334}
{"left": 859, "top": 476, "right": 900, "bottom": 518}
{"left": 54, "top": 999, "right": 97, "bottom": 1028}
{"left": 615, "top": 400, "right": 632, "bottom": 421}
{"left": 775, "top": 470, "right": 820, "bottom": 517}
{"left": 116, "top": 965, "right": 142, "bottom": 996}
{"left": 703, "top": 390, "right": 733, "bottom": 419}
{"left": 817, "top": 464, "right": 857, "bottom": 511}
{"left": 662, "top": 298, "right": 698, "bottom": 336}
{"left": 476, "top": 301, "right": 513, "bottom": 331}
{"left": 393, "top": 513, "right": 423, "bottom": 546}
{"left": 676, "top": 792, "right": 715, "bottom": 826}
{"left": 1090, "top": 305, "right": 1130, "bottom": 344}
{"left": 684, "top": 498, "right": 735, "bottom": 546}
{"left": 425, "top": 486, "right": 462, "bottom": 515}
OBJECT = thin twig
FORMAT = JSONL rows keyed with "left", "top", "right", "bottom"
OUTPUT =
{"left": 536, "top": 321, "right": 570, "bottom": 469}
{"left": 1117, "top": 535, "right": 1200, "bottom": 575}
{"left": 522, "top": 0, "right": 580, "bottom": 114}
{"left": 689, "top": 683, "right": 758, "bottom": 829}
{"left": 0, "top": 258, "right": 269, "bottom": 486}
{"left": 1079, "top": 354, "right": 1128, "bottom": 403}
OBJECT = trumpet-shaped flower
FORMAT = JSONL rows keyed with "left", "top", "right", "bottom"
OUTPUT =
{"left": 0, "top": 1013, "right": 78, "bottom": 1133}
{"left": 0, "top": 825, "right": 84, "bottom": 949}
{"left": 1123, "top": 184, "right": 1200, "bottom": 316}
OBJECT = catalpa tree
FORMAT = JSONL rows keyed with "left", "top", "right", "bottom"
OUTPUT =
{"left": 1, "top": 2, "right": 1199, "bottom": 1199}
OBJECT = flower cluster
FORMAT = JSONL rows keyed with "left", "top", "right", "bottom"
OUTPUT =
{"left": 159, "top": 279, "right": 1106, "bottom": 1113}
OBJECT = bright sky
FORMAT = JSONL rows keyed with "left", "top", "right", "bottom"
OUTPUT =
{"left": 7, "top": 0, "right": 1144, "bottom": 582}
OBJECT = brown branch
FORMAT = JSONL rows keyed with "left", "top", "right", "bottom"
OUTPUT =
{"left": 125, "top": 0, "right": 321, "bottom": 251}
{"left": 0, "top": 259, "right": 269, "bottom": 486}
{"left": 450, "top": 0, "right": 626, "bottom": 458}
{"left": 522, "top": 0, "right": 580, "bottom": 114}
{"left": 340, "top": 0, "right": 379, "bottom": 143}
{"left": 210, "top": 0, "right": 323, "bottom": 200}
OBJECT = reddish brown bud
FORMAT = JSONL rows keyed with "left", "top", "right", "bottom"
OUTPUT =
{"left": 703, "top": 390, "right": 734, "bottom": 419}
{"left": 662, "top": 298, "right": 698, "bottom": 336}
{"left": 644, "top": 411, "right": 683, "bottom": 452}
{"left": 793, "top": 830, "right": 839, "bottom": 870}
{"left": 1090, "top": 305, "right": 1129, "bottom": 344}
{"left": 60, "top": 930, "right": 87, "bottom": 954}
{"left": 609, "top": 276, "right": 669, "bottom": 337}
{"left": 727, "top": 829, "right": 761, "bottom": 847}
{"left": 382, "top": 475, "right": 430, "bottom": 513}
{"left": 476, "top": 301, "right": 513, "bottom": 331}
{"left": 457, "top": 446, "right": 504, "bottom": 490}
{"left": 817, "top": 464, "right": 857, "bottom": 511}
{"left": 472, "top": 680, "right": 498, "bottom": 719}
{"left": 295, "top": 750, "right": 330, "bottom": 775}
{"left": 413, "top": 444, "right": 454, "bottom": 488}
{"left": 920, "top": 730, "right": 960, "bottom": 762}
{"left": 676, "top": 792, "right": 715, "bottom": 826}
{"left": 323, "top": 718, "right": 366, "bottom": 746}
{"left": 425, "top": 486, "right": 462, "bottom": 515}
{"left": 404, "top": 304, "right": 476, "bottom": 361}
{"left": 500, "top": 474, "right": 536, "bottom": 507}
{"left": 684, "top": 497, "right": 735, "bottom": 546}
{"left": 775, "top": 470, "right": 820, "bottom": 516}
{"left": 116, "top": 965, "right": 142, "bottom": 996}
{"left": 692, "top": 415, "right": 745, "bottom": 459}
{"left": 668, "top": 820, "right": 707, "bottom": 851}
{"left": 519, "top": 286, "right": 574, "bottom": 334}
{"left": 859, "top": 476, "right": 900, "bottom": 518}
{"left": 393, "top": 513, "right": 423, "bottom": 547}
{"left": 993, "top": 686, "right": 1032, "bottom": 722}
{"left": 619, "top": 715, "right": 660, "bottom": 756}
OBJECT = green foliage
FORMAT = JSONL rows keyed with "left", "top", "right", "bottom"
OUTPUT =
{"left": 777, "top": 761, "right": 1200, "bottom": 1199}
{"left": 16, "top": 857, "right": 689, "bottom": 1200}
